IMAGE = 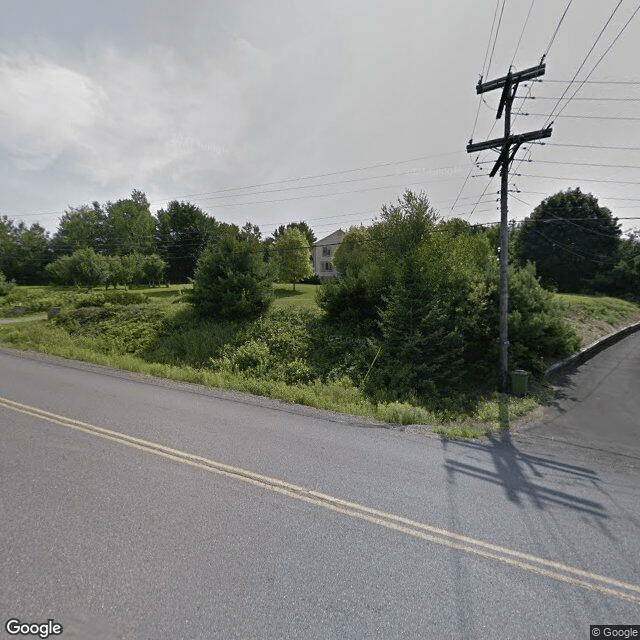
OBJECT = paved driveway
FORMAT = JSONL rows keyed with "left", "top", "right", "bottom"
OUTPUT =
{"left": 519, "top": 331, "right": 640, "bottom": 460}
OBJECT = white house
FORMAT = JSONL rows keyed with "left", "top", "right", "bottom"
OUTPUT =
{"left": 312, "top": 229, "right": 345, "bottom": 278}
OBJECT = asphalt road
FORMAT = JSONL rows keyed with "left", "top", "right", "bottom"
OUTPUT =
{"left": 1, "top": 348, "right": 639, "bottom": 639}
{"left": 520, "top": 330, "right": 640, "bottom": 461}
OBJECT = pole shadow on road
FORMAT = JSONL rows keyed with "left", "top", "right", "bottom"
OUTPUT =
{"left": 441, "top": 429, "right": 607, "bottom": 519}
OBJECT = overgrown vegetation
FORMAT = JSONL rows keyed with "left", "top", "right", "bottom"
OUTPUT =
{"left": 0, "top": 286, "right": 149, "bottom": 317}
{"left": 0, "top": 271, "right": 15, "bottom": 296}
{"left": 318, "top": 191, "right": 580, "bottom": 401}
{"left": 0, "top": 300, "right": 545, "bottom": 431}
{"left": 2, "top": 185, "right": 639, "bottom": 436}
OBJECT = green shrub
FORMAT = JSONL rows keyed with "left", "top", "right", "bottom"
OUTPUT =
{"left": 0, "top": 271, "right": 15, "bottom": 296}
{"left": 319, "top": 191, "right": 581, "bottom": 397}
{"left": 190, "top": 230, "right": 274, "bottom": 320}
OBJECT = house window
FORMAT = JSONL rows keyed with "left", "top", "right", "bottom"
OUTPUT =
{"left": 322, "top": 246, "right": 332, "bottom": 257}
{"left": 321, "top": 261, "right": 333, "bottom": 272}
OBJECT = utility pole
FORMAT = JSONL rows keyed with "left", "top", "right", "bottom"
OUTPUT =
{"left": 467, "top": 62, "right": 552, "bottom": 393}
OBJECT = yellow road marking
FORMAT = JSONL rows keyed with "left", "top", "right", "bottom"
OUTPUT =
{"left": 2, "top": 394, "right": 640, "bottom": 605}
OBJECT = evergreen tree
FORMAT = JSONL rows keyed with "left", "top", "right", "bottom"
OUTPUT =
{"left": 190, "top": 229, "right": 274, "bottom": 319}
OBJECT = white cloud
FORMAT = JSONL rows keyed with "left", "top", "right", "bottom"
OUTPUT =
{"left": 0, "top": 40, "right": 266, "bottom": 191}
{"left": 0, "top": 54, "right": 104, "bottom": 170}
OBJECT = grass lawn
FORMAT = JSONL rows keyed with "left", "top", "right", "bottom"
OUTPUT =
{"left": 272, "top": 283, "right": 320, "bottom": 310}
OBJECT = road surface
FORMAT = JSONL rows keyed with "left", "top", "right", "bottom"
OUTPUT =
{"left": 521, "top": 330, "right": 640, "bottom": 460}
{"left": 1, "top": 348, "right": 639, "bottom": 639}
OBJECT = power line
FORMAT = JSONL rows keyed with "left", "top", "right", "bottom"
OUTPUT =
{"left": 544, "top": 79, "right": 640, "bottom": 84}
{"left": 517, "top": 189, "right": 640, "bottom": 203}
{"left": 542, "top": 0, "right": 625, "bottom": 126}
{"left": 511, "top": 5, "right": 637, "bottom": 186}
{"left": 152, "top": 150, "right": 465, "bottom": 202}
{"left": 545, "top": 142, "right": 640, "bottom": 151}
{"left": 483, "top": 158, "right": 640, "bottom": 170}
{"left": 481, "top": 0, "right": 503, "bottom": 80}
{"left": 518, "top": 173, "right": 640, "bottom": 185}
{"left": 544, "top": 0, "right": 574, "bottom": 57}
{"left": 529, "top": 113, "right": 640, "bottom": 121}
{"left": 485, "top": 0, "right": 508, "bottom": 80}
{"left": 524, "top": 95, "right": 640, "bottom": 101}
{"left": 511, "top": 0, "right": 536, "bottom": 67}
{"left": 546, "top": 2, "right": 640, "bottom": 126}
{"left": 526, "top": 228, "right": 615, "bottom": 264}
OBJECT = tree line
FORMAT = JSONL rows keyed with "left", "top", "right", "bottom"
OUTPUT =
{"left": 0, "top": 189, "right": 317, "bottom": 288}
{"left": 2, "top": 186, "right": 638, "bottom": 299}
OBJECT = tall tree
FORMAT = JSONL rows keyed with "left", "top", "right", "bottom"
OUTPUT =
{"left": 103, "top": 190, "right": 157, "bottom": 256}
{"left": 0, "top": 216, "right": 17, "bottom": 278}
{"left": 156, "top": 201, "right": 213, "bottom": 283}
{"left": 0, "top": 216, "right": 51, "bottom": 284}
{"left": 271, "top": 227, "right": 314, "bottom": 290}
{"left": 45, "top": 248, "right": 109, "bottom": 288}
{"left": 271, "top": 221, "right": 316, "bottom": 249}
{"left": 51, "top": 203, "right": 105, "bottom": 257}
{"left": 513, "top": 188, "right": 621, "bottom": 292}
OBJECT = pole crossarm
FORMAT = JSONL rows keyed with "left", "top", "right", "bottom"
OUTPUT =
{"left": 466, "top": 61, "right": 550, "bottom": 394}
{"left": 467, "top": 127, "right": 552, "bottom": 176}
{"left": 466, "top": 127, "right": 552, "bottom": 154}
{"left": 476, "top": 63, "right": 545, "bottom": 94}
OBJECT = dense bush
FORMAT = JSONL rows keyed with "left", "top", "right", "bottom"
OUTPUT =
{"left": 0, "top": 271, "right": 15, "bottom": 296}
{"left": 0, "top": 286, "right": 150, "bottom": 317}
{"left": 73, "top": 290, "right": 149, "bottom": 308}
{"left": 46, "top": 249, "right": 166, "bottom": 288}
{"left": 46, "top": 248, "right": 109, "bottom": 288}
{"left": 190, "top": 229, "right": 274, "bottom": 320}
{"left": 318, "top": 190, "right": 580, "bottom": 399}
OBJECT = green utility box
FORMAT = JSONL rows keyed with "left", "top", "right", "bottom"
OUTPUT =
{"left": 511, "top": 369, "right": 529, "bottom": 396}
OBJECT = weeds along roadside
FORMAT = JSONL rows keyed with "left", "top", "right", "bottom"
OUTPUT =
{"left": 0, "top": 293, "right": 542, "bottom": 434}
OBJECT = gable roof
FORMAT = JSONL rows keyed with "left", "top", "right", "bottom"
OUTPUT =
{"left": 314, "top": 229, "right": 345, "bottom": 246}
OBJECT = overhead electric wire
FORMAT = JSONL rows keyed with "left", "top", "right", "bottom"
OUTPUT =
{"left": 481, "top": 0, "right": 503, "bottom": 80}
{"left": 458, "top": 0, "right": 508, "bottom": 216}
{"left": 523, "top": 95, "right": 640, "bottom": 101}
{"left": 152, "top": 150, "right": 464, "bottom": 203}
{"left": 527, "top": 228, "right": 615, "bottom": 264}
{"left": 511, "top": 0, "right": 536, "bottom": 67}
{"left": 543, "top": 0, "right": 574, "bottom": 57}
{"left": 544, "top": 1, "right": 640, "bottom": 126}
{"left": 517, "top": 189, "right": 640, "bottom": 203}
{"left": 512, "top": 4, "right": 639, "bottom": 189}
{"left": 157, "top": 165, "right": 465, "bottom": 203}
{"left": 553, "top": 3, "right": 640, "bottom": 123}
{"left": 531, "top": 159, "right": 640, "bottom": 170}
{"left": 541, "top": 0, "right": 624, "bottom": 126}
{"left": 518, "top": 174, "right": 640, "bottom": 185}
{"left": 485, "top": 0, "right": 508, "bottom": 80}
{"left": 544, "top": 79, "right": 640, "bottom": 84}
{"left": 499, "top": 112, "right": 640, "bottom": 120}
{"left": 545, "top": 142, "right": 640, "bottom": 151}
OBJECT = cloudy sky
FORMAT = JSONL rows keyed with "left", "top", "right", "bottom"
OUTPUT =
{"left": 2, "top": 0, "right": 640, "bottom": 239}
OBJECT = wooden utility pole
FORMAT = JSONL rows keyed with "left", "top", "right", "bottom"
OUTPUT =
{"left": 467, "top": 62, "right": 552, "bottom": 393}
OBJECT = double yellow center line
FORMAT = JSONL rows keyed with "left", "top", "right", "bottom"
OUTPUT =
{"left": 2, "top": 394, "right": 639, "bottom": 605}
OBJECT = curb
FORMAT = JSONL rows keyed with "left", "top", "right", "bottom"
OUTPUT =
{"left": 545, "top": 321, "right": 640, "bottom": 379}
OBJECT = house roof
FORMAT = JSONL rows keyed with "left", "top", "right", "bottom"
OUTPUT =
{"left": 314, "top": 229, "right": 345, "bottom": 246}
